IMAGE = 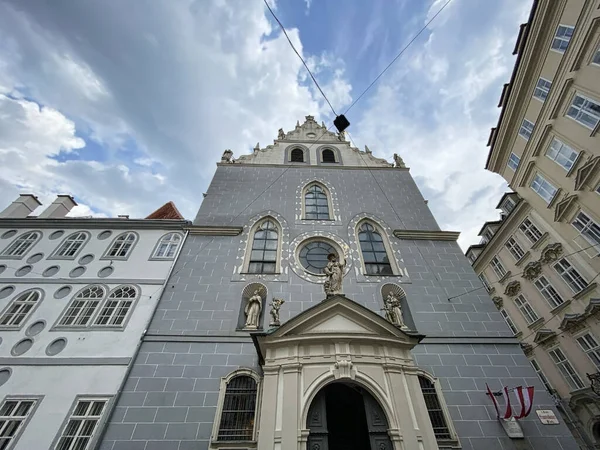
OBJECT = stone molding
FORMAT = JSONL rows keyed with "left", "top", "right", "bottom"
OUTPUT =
{"left": 187, "top": 226, "right": 242, "bottom": 236}
{"left": 539, "top": 242, "right": 563, "bottom": 263}
{"left": 0, "top": 218, "right": 189, "bottom": 230}
{"left": 393, "top": 230, "right": 460, "bottom": 241}
{"left": 504, "top": 281, "right": 521, "bottom": 297}
{"left": 522, "top": 261, "right": 542, "bottom": 280}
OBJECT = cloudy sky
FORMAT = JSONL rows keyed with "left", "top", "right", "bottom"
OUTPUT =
{"left": 0, "top": 0, "right": 531, "bottom": 249}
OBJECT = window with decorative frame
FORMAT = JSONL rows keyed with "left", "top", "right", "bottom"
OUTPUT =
{"left": 56, "top": 285, "right": 106, "bottom": 328}
{"left": 0, "top": 231, "right": 41, "bottom": 258}
{"left": 247, "top": 218, "right": 280, "bottom": 274}
{"left": 530, "top": 174, "right": 557, "bottom": 204}
{"left": 576, "top": 333, "right": 600, "bottom": 370}
{"left": 553, "top": 258, "right": 588, "bottom": 293}
{"left": 321, "top": 148, "right": 337, "bottom": 163}
{"left": 519, "top": 218, "right": 543, "bottom": 244}
{"left": 533, "top": 77, "right": 552, "bottom": 102}
{"left": 357, "top": 221, "right": 393, "bottom": 275}
{"left": 52, "top": 231, "right": 89, "bottom": 259}
{"left": 566, "top": 93, "right": 600, "bottom": 130}
{"left": 546, "top": 138, "right": 578, "bottom": 172}
{"left": 478, "top": 273, "right": 492, "bottom": 292}
{"left": 152, "top": 232, "right": 182, "bottom": 260}
{"left": 104, "top": 232, "right": 137, "bottom": 259}
{"left": 530, "top": 359, "right": 554, "bottom": 393}
{"left": 500, "top": 309, "right": 519, "bottom": 335}
{"left": 0, "top": 289, "right": 43, "bottom": 329}
{"left": 505, "top": 237, "right": 525, "bottom": 261}
{"left": 507, "top": 152, "right": 520, "bottom": 171}
{"left": 548, "top": 347, "right": 584, "bottom": 391}
{"left": 513, "top": 294, "right": 539, "bottom": 325}
{"left": 572, "top": 211, "right": 600, "bottom": 251}
{"left": 418, "top": 375, "right": 457, "bottom": 444}
{"left": 518, "top": 119, "right": 535, "bottom": 140}
{"left": 490, "top": 256, "right": 507, "bottom": 279}
{"left": 534, "top": 276, "right": 564, "bottom": 309}
{"left": 290, "top": 148, "right": 305, "bottom": 163}
{"left": 0, "top": 396, "right": 41, "bottom": 449}
{"left": 551, "top": 25, "right": 574, "bottom": 53}
{"left": 93, "top": 285, "right": 138, "bottom": 327}
{"left": 303, "top": 183, "right": 331, "bottom": 220}
{"left": 53, "top": 397, "right": 110, "bottom": 450}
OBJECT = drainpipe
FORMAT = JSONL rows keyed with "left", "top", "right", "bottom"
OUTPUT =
{"left": 93, "top": 228, "right": 190, "bottom": 449}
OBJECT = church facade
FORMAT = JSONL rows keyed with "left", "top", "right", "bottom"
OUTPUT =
{"left": 100, "top": 116, "right": 577, "bottom": 450}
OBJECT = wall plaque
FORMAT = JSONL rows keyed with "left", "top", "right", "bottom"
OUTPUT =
{"left": 536, "top": 409, "right": 559, "bottom": 424}
{"left": 500, "top": 418, "right": 524, "bottom": 438}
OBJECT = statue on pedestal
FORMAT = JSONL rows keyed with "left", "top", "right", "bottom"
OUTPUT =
{"left": 269, "top": 297, "right": 285, "bottom": 327}
{"left": 278, "top": 128, "right": 285, "bottom": 140}
{"left": 383, "top": 291, "right": 408, "bottom": 329}
{"left": 244, "top": 290, "right": 263, "bottom": 329}
{"left": 393, "top": 153, "right": 406, "bottom": 168}
{"left": 324, "top": 253, "right": 345, "bottom": 296}
{"left": 221, "top": 149, "right": 233, "bottom": 163}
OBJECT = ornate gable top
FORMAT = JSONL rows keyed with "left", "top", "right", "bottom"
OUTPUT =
{"left": 279, "top": 115, "right": 341, "bottom": 142}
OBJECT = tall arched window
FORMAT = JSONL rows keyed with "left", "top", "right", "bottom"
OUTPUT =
{"left": 53, "top": 232, "right": 89, "bottom": 258}
{"left": 291, "top": 148, "right": 304, "bottom": 162}
{"left": 304, "top": 184, "right": 330, "bottom": 220}
{"left": 248, "top": 220, "right": 278, "bottom": 274}
{"left": 322, "top": 149, "right": 336, "bottom": 163}
{"left": 419, "top": 376, "right": 452, "bottom": 440}
{"left": 1, "top": 231, "right": 40, "bottom": 257}
{"left": 94, "top": 285, "right": 138, "bottom": 327}
{"left": 152, "top": 233, "right": 182, "bottom": 259}
{"left": 57, "top": 285, "right": 106, "bottom": 327}
{"left": 0, "top": 290, "right": 42, "bottom": 328}
{"left": 358, "top": 222, "right": 392, "bottom": 275}
{"left": 217, "top": 375, "right": 258, "bottom": 441}
{"left": 105, "top": 232, "right": 137, "bottom": 259}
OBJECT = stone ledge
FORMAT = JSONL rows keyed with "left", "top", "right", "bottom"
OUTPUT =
{"left": 393, "top": 230, "right": 460, "bottom": 241}
{"left": 187, "top": 226, "right": 243, "bottom": 236}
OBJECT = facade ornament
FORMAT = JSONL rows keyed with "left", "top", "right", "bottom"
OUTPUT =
{"left": 520, "top": 342, "right": 533, "bottom": 356}
{"left": 522, "top": 261, "right": 542, "bottom": 280}
{"left": 338, "top": 130, "right": 346, "bottom": 142}
{"left": 244, "top": 290, "right": 263, "bottom": 329}
{"left": 296, "top": 120, "right": 300, "bottom": 127}
{"left": 382, "top": 291, "right": 408, "bottom": 329}
{"left": 278, "top": 128, "right": 285, "bottom": 140}
{"left": 254, "top": 142, "right": 260, "bottom": 153}
{"left": 504, "top": 281, "right": 521, "bottom": 297}
{"left": 269, "top": 297, "right": 285, "bottom": 327}
{"left": 321, "top": 121, "right": 326, "bottom": 128}
{"left": 332, "top": 359, "right": 356, "bottom": 379}
{"left": 539, "top": 243, "right": 563, "bottom": 264}
{"left": 492, "top": 296, "right": 503, "bottom": 308}
{"left": 393, "top": 153, "right": 406, "bottom": 168}
{"left": 221, "top": 149, "right": 234, "bottom": 163}
{"left": 324, "top": 253, "right": 345, "bottom": 296}
{"left": 365, "top": 145, "right": 372, "bottom": 154}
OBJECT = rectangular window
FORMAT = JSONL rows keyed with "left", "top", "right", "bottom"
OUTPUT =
{"left": 507, "top": 152, "right": 520, "bottom": 171}
{"left": 55, "top": 398, "right": 109, "bottom": 450}
{"left": 531, "top": 359, "right": 553, "bottom": 393}
{"left": 490, "top": 256, "right": 507, "bottom": 279}
{"left": 530, "top": 174, "right": 557, "bottom": 204}
{"left": 534, "top": 275, "right": 564, "bottom": 309}
{"left": 514, "top": 294, "right": 540, "bottom": 324}
{"left": 0, "top": 398, "right": 38, "bottom": 449}
{"left": 519, "top": 218, "right": 543, "bottom": 244}
{"left": 546, "top": 138, "right": 578, "bottom": 171}
{"left": 478, "top": 273, "right": 491, "bottom": 293}
{"left": 500, "top": 309, "right": 519, "bottom": 335}
{"left": 572, "top": 211, "right": 600, "bottom": 250}
{"left": 519, "top": 119, "right": 535, "bottom": 140}
{"left": 593, "top": 45, "right": 600, "bottom": 65}
{"left": 566, "top": 94, "right": 600, "bottom": 130}
{"left": 505, "top": 237, "right": 525, "bottom": 260}
{"left": 549, "top": 348, "right": 584, "bottom": 391}
{"left": 551, "top": 25, "right": 574, "bottom": 53}
{"left": 533, "top": 78, "right": 552, "bottom": 101}
{"left": 576, "top": 333, "right": 600, "bottom": 370}
{"left": 554, "top": 258, "right": 588, "bottom": 293}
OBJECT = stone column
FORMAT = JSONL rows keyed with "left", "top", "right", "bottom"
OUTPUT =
{"left": 258, "top": 366, "right": 280, "bottom": 450}
{"left": 281, "top": 364, "right": 301, "bottom": 450}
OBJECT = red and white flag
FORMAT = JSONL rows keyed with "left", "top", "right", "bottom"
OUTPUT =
{"left": 514, "top": 386, "right": 535, "bottom": 419}
{"left": 486, "top": 384, "right": 512, "bottom": 419}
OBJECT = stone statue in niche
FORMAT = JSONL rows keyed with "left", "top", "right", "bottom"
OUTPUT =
{"left": 338, "top": 130, "right": 346, "bottom": 142}
{"left": 244, "top": 290, "right": 263, "bottom": 329}
{"left": 278, "top": 128, "right": 285, "bottom": 140}
{"left": 383, "top": 291, "right": 408, "bottom": 329}
{"left": 393, "top": 153, "right": 406, "bottom": 168}
{"left": 221, "top": 149, "right": 233, "bottom": 163}
{"left": 324, "top": 253, "right": 345, "bottom": 296}
{"left": 269, "top": 297, "right": 285, "bottom": 327}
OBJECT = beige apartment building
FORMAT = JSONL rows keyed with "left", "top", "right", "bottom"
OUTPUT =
{"left": 466, "top": 0, "right": 600, "bottom": 447}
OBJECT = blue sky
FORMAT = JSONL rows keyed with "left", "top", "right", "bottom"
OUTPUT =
{"left": 0, "top": 0, "right": 531, "bottom": 248}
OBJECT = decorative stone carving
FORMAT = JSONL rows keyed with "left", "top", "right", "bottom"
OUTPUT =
{"left": 244, "top": 290, "right": 263, "bottom": 329}
{"left": 504, "top": 281, "right": 521, "bottom": 297}
{"left": 553, "top": 193, "right": 578, "bottom": 222}
{"left": 520, "top": 342, "right": 533, "bottom": 356}
{"left": 269, "top": 297, "right": 285, "bottom": 327}
{"left": 253, "top": 142, "right": 260, "bottom": 153}
{"left": 539, "top": 243, "right": 563, "bottom": 264}
{"left": 221, "top": 149, "right": 233, "bottom": 162}
{"left": 492, "top": 296, "right": 503, "bottom": 308}
{"left": 393, "top": 153, "right": 406, "bottom": 168}
{"left": 324, "top": 254, "right": 345, "bottom": 296}
{"left": 522, "top": 261, "right": 542, "bottom": 280}
{"left": 278, "top": 128, "right": 285, "bottom": 140}
{"left": 332, "top": 359, "right": 356, "bottom": 379}
{"left": 338, "top": 130, "right": 346, "bottom": 142}
{"left": 383, "top": 291, "right": 408, "bottom": 329}
{"left": 365, "top": 145, "right": 372, "bottom": 154}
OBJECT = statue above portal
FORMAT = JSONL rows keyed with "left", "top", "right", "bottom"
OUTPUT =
{"left": 244, "top": 290, "right": 263, "bottom": 329}
{"left": 324, "top": 253, "right": 345, "bottom": 297}
{"left": 269, "top": 297, "right": 285, "bottom": 327}
{"left": 383, "top": 291, "right": 408, "bottom": 329}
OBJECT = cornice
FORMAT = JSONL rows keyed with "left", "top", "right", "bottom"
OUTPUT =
{"left": 187, "top": 226, "right": 243, "bottom": 236}
{"left": 393, "top": 230, "right": 460, "bottom": 241}
{"left": 0, "top": 218, "right": 190, "bottom": 230}
{"left": 216, "top": 162, "right": 409, "bottom": 171}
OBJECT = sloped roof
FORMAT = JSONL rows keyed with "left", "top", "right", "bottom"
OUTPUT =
{"left": 145, "top": 201, "right": 184, "bottom": 220}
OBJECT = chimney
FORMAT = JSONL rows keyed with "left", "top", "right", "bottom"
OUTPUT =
{"left": 38, "top": 195, "right": 78, "bottom": 218}
{"left": 0, "top": 194, "right": 42, "bottom": 218}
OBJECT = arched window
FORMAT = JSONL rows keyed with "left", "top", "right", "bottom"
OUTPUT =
{"left": 94, "top": 285, "right": 138, "bottom": 327}
{"left": 304, "top": 184, "right": 330, "bottom": 220}
{"left": 322, "top": 149, "right": 336, "bottom": 163}
{"left": 217, "top": 375, "right": 258, "bottom": 441}
{"left": 291, "top": 148, "right": 304, "bottom": 162}
{"left": 0, "top": 290, "right": 42, "bottom": 328}
{"left": 105, "top": 232, "right": 137, "bottom": 259}
{"left": 419, "top": 376, "right": 452, "bottom": 440}
{"left": 53, "top": 232, "right": 89, "bottom": 258}
{"left": 248, "top": 219, "right": 278, "bottom": 274}
{"left": 1, "top": 231, "right": 40, "bottom": 257}
{"left": 152, "top": 233, "right": 182, "bottom": 259}
{"left": 57, "top": 285, "right": 106, "bottom": 327}
{"left": 358, "top": 222, "right": 392, "bottom": 275}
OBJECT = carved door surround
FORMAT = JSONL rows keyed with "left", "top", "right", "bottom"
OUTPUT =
{"left": 253, "top": 295, "right": 442, "bottom": 450}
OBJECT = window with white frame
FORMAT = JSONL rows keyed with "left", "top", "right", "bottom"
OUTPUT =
{"left": 514, "top": 294, "right": 540, "bottom": 324}
{"left": 93, "top": 285, "right": 138, "bottom": 327}
{"left": 418, "top": 376, "right": 452, "bottom": 440}
{"left": 576, "top": 333, "right": 600, "bottom": 370}
{"left": 53, "top": 232, "right": 88, "bottom": 258}
{"left": 500, "top": 309, "right": 519, "bottom": 335}
{"left": 104, "top": 232, "right": 137, "bottom": 258}
{"left": 551, "top": 25, "right": 574, "bottom": 53}
{"left": 216, "top": 374, "right": 258, "bottom": 441}
{"left": 478, "top": 273, "right": 491, "bottom": 292}
{"left": 572, "top": 211, "right": 600, "bottom": 250}
{"left": 490, "top": 256, "right": 507, "bottom": 279}
{"left": 501, "top": 196, "right": 517, "bottom": 215}
{"left": 566, "top": 94, "right": 600, "bottom": 130}
{"left": 505, "top": 237, "right": 525, "bottom": 261}
{"left": 554, "top": 258, "right": 588, "bottom": 293}
{"left": 519, "top": 218, "right": 543, "bottom": 244}
{"left": 152, "top": 233, "right": 182, "bottom": 259}
{"left": 531, "top": 359, "right": 554, "bottom": 393}
{"left": 546, "top": 138, "right": 578, "bottom": 171}
{"left": 304, "top": 183, "right": 330, "bottom": 220}
{"left": 549, "top": 347, "right": 584, "bottom": 391}
{"left": 533, "top": 78, "right": 552, "bottom": 101}
{"left": 507, "top": 152, "right": 520, "bottom": 171}
{"left": 0, "top": 290, "right": 42, "bottom": 328}
{"left": 0, "top": 231, "right": 40, "bottom": 258}
{"left": 54, "top": 398, "right": 109, "bottom": 450}
{"left": 530, "top": 174, "right": 557, "bottom": 204}
{"left": 0, "top": 397, "right": 39, "bottom": 449}
{"left": 248, "top": 219, "right": 279, "bottom": 274}
{"left": 358, "top": 222, "right": 393, "bottom": 275}
{"left": 534, "top": 275, "right": 564, "bottom": 309}
{"left": 57, "top": 285, "right": 106, "bottom": 327}
{"left": 519, "top": 119, "right": 535, "bottom": 140}
{"left": 593, "top": 45, "right": 600, "bottom": 65}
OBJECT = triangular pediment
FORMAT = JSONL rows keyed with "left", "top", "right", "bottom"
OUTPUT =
{"left": 302, "top": 313, "right": 378, "bottom": 335}
{"left": 553, "top": 193, "right": 577, "bottom": 222}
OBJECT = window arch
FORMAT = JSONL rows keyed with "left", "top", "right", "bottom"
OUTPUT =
{"left": 322, "top": 148, "right": 336, "bottom": 163}
{"left": 0, "top": 289, "right": 43, "bottom": 328}
{"left": 104, "top": 232, "right": 138, "bottom": 259}
{"left": 1, "top": 231, "right": 41, "bottom": 258}
{"left": 290, "top": 148, "right": 305, "bottom": 162}
{"left": 418, "top": 375, "right": 454, "bottom": 442}
{"left": 94, "top": 285, "right": 138, "bottom": 327}
{"left": 357, "top": 222, "right": 393, "bottom": 275}
{"left": 152, "top": 232, "right": 182, "bottom": 259}
{"left": 53, "top": 231, "right": 89, "bottom": 259}
{"left": 248, "top": 219, "right": 279, "bottom": 274}
{"left": 57, "top": 285, "right": 106, "bottom": 327}
{"left": 303, "top": 183, "right": 330, "bottom": 220}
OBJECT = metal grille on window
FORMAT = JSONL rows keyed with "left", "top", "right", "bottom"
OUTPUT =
{"left": 154, "top": 233, "right": 181, "bottom": 258}
{"left": 291, "top": 148, "right": 304, "bottom": 162}
{"left": 2, "top": 232, "right": 39, "bottom": 257}
{"left": 56, "top": 232, "right": 87, "bottom": 258}
{"left": 305, "top": 185, "right": 329, "bottom": 220}
{"left": 0, "top": 398, "right": 36, "bottom": 450}
{"left": 94, "top": 285, "right": 137, "bottom": 327}
{"left": 0, "top": 290, "right": 41, "bottom": 327}
{"left": 322, "top": 149, "right": 336, "bottom": 163}
{"left": 55, "top": 399, "right": 107, "bottom": 450}
{"left": 418, "top": 376, "right": 451, "bottom": 440}
{"left": 249, "top": 220, "right": 278, "bottom": 274}
{"left": 358, "top": 223, "right": 392, "bottom": 275}
{"left": 59, "top": 285, "right": 106, "bottom": 327}
{"left": 107, "top": 232, "right": 136, "bottom": 258}
{"left": 218, "top": 376, "right": 257, "bottom": 441}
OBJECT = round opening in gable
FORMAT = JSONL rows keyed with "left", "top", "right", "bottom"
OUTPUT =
{"left": 69, "top": 266, "right": 86, "bottom": 278}
{"left": 26, "top": 320, "right": 46, "bottom": 337}
{"left": 1, "top": 230, "right": 17, "bottom": 239}
{"left": 43, "top": 265, "right": 60, "bottom": 277}
{"left": 98, "top": 266, "right": 114, "bottom": 278}
{"left": 49, "top": 230, "right": 65, "bottom": 240}
{"left": 0, "top": 286, "right": 15, "bottom": 299}
{"left": 15, "top": 265, "right": 32, "bottom": 277}
{"left": 26, "top": 253, "right": 44, "bottom": 264}
{"left": 46, "top": 338, "right": 67, "bottom": 356}
{"left": 298, "top": 240, "right": 338, "bottom": 275}
{"left": 54, "top": 286, "right": 72, "bottom": 299}
{"left": 11, "top": 338, "right": 33, "bottom": 356}
{"left": 78, "top": 254, "right": 94, "bottom": 265}
{"left": 98, "top": 230, "right": 112, "bottom": 240}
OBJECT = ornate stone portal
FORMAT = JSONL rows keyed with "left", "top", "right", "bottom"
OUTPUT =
{"left": 244, "top": 290, "right": 263, "bottom": 329}
{"left": 323, "top": 253, "right": 345, "bottom": 296}
{"left": 269, "top": 297, "right": 285, "bottom": 327}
